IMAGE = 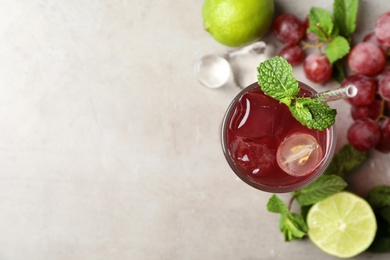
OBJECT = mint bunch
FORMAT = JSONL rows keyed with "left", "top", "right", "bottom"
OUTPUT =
{"left": 307, "top": 0, "right": 359, "bottom": 81}
{"left": 267, "top": 195, "right": 308, "bottom": 241}
{"left": 257, "top": 56, "right": 336, "bottom": 130}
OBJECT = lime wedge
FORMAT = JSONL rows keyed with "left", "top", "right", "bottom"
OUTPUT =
{"left": 307, "top": 192, "right": 377, "bottom": 258}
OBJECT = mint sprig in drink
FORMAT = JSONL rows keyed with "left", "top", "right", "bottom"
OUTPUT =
{"left": 221, "top": 57, "right": 337, "bottom": 193}
{"left": 257, "top": 57, "right": 337, "bottom": 130}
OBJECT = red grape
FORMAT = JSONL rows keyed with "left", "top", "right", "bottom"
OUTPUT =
{"left": 347, "top": 118, "right": 381, "bottom": 152}
{"left": 272, "top": 14, "right": 305, "bottom": 46}
{"left": 341, "top": 74, "right": 377, "bottom": 106}
{"left": 303, "top": 53, "right": 332, "bottom": 83}
{"left": 375, "top": 11, "right": 390, "bottom": 47}
{"left": 378, "top": 66, "right": 390, "bottom": 79}
{"left": 378, "top": 73, "right": 390, "bottom": 101}
{"left": 348, "top": 42, "right": 386, "bottom": 76}
{"left": 376, "top": 118, "right": 390, "bottom": 153}
{"left": 342, "top": 12, "right": 390, "bottom": 153}
{"left": 351, "top": 99, "right": 383, "bottom": 121}
{"left": 278, "top": 45, "right": 305, "bottom": 66}
{"left": 363, "top": 32, "right": 389, "bottom": 53}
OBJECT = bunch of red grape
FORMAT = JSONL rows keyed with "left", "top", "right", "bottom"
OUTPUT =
{"left": 272, "top": 11, "right": 390, "bottom": 153}
{"left": 272, "top": 14, "right": 333, "bottom": 83}
{"left": 346, "top": 12, "right": 390, "bottom": 153}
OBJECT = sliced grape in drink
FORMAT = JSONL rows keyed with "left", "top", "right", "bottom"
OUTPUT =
{"left": 276, "top": 133, "right": 323, "bottom": 177}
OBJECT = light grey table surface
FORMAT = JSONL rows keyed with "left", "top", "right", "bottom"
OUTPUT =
{"left": 0, "top": 0, "right": 389, "bottom": 259}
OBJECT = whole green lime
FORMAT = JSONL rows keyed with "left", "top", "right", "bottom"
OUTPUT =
{"left": 202, "top": 0, "right": 274, "bottom": 47}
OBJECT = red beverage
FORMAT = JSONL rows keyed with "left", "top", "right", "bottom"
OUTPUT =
{"left": 221, "top": 82, "right": 336, "bottom": 193}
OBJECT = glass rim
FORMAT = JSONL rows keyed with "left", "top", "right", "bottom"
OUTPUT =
{"left": 221, "top": 82, "right": 337, "bottom": 193}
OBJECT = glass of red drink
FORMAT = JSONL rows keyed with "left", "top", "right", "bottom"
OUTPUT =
{"left": 221, "top": 81, "right": 336, "bottom": 193}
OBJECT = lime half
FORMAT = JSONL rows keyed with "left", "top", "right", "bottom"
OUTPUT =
{"left": 307, "top": 192, "right": 377, "bottom": 258}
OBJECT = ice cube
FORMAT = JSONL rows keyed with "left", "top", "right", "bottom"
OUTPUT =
{"left": 194, "top": 54, "right": 232, "bottom": 88}
{"left": 230, "top": 138, "right": 276, "bottom": 175}
{"left": 229, "top": 91, "right": 290, "bottom": 139}
{"left": 276, "top": 133, "right": 323, "bottom": 177}
{"left": 227, "top": 42, "right": 276, "bottom": 88}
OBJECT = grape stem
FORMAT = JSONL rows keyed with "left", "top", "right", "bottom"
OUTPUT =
{"left": 301, "top": 23, "right": 333, "bottom": 52}
{"left": 377, "top": 99, "right": 388, "bottom": 122}
{"left": 301, "top": 40, "right": 325, "bottom": 51}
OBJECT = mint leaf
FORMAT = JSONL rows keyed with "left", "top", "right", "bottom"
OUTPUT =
{"left": 267, "top": 194, "right": 289, "bottom": 214}
{"left": 333, "top": 0, "right": 359, "bottom": 37}
{"left": 307, "top": 7, "right": 335, "bottom": 41}
{"left": 281, "top": 213, "right": 308, "bottom": 241}
{"left": 330, "top": 22, "right": 340, "bottom": 38}
{"left": 293, "top": 175, "right": 347, "bottom": 206}
{"left": 324, "top": 144, "right": 368, "bottom": 178}
{"left": 305, "top": 99, "right": 337, "bottom": 129}
{"left": 367, "top": 185, "right": 390, "bottom": 209}
{"left": 325, "top": 36, "right": 350, "bottom": 64}
{"left": 257, "top": 56, "right": 299, "bottom": 102}
{"left": 289, "top": 98, "right": 313, "bottom": 125}
{"left": 289, "top": 98, "right": 337, "bottom": 130}
{"left": 332, "top": 60, "right": 346, "bottom": 83}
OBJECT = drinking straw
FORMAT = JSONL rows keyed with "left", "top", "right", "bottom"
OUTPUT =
{"left": 314, "top": 85, "right": 358, "bottom": 102}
